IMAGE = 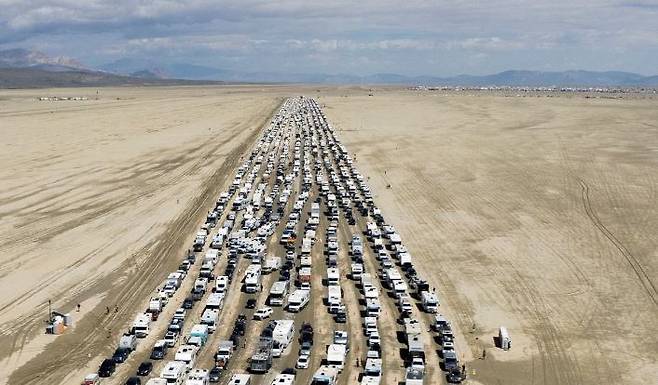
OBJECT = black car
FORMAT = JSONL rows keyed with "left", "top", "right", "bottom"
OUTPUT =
{"left": 182, "top": 297, "right": 194, "bottom": 309}
{"left": 334, "top": 312, "right": 347, "bottom": 323}
{"left": 209, "top": 366, "right": 222, "bottom": 383}
{"left": 150, "top": 344, "right": 166, "bottom": 360}
{"left": 98, "top": 358, "right": 116, "bottom": 377}
{"left": 112, "top": 348, "right": 130, "bottom": 363}
{"left": 125, "top": 377, "right": 141, "bottom": 385}
{"left": 137, "top": 361, "right": 153, "bottom": 376}
{"left": 281, "top": 367, "right": 297, "bottom": 375}
{"left": 246, "top": 298, "right": 257, "bottom": 309}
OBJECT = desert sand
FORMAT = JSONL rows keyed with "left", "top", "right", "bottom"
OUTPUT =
{"left": 0, "top": 86, "right": 656, "bottom": 385}
{"left": 321, "top": 89, "right": 658, "bottom": 385}
{"left": 0, "top": 86, "right": 283, "bottom": 384}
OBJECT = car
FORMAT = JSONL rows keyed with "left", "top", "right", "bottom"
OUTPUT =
{"left": 98, "top": 359, "right": 116, "bottom": 377}
{"left": 182, "top": 297, "right": 194, "bottom": 309}
{"left": 334, "top": 312, "right": 347, "bottom": 323}
{"left": 125, "top": 377, "right": 141, "bottom": 385}
{"left": 209, "top": 366, "right": 222, "bottom": 383}
{"left": 282, "top": 367, "right": 297, "bottom": 375}
{"left": 253, "top": 307, "right": 273, "bottom": 320}
{"left": 368, "top": 331, "right": 381, "bottom": 346}
{"left": 112, "top": 348, "right": 130, "bottom": 364}
{"left": 164, "top": 331, "right": 179, "bottom": 347}
{"left": 136, "top": 361, "right": 153, "bottom": 376}
{"left": 173, "top": 308, "right": 186, "bottom": 321}
{"left": 296, "top": 354, "right": 310, "bottom": 369}
{"left": 246, "top": 298, "right": 257, "bottom": 309}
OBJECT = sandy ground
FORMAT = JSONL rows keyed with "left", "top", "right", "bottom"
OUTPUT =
{"left": 321, "top": 89, "right": 658, "bottom": 385}
{"left": 0, "top": 86, "right": 283, "bottom": 384}
{"left": 2, "top": 86, "right": 656, "bottom": 385}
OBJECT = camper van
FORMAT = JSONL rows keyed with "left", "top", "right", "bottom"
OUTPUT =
{"left": 174, "top": 345, "right": 198, "bottom": 368}
{"left": 287, "top": 289, "right": 310, "bottom": 312}
{"left": 161, "top": 361, "right": 187, "bottom": 385}
{"left": 421, "top": 291, "right": 439, "bottom": 313}
{"left": 272, "top": 320, "right": 295, "bottom": 357}
{"left": 227, "top": 374, "right": 251, "bottom": 385}
{"left": 326, "top": 344, "right": 347, "bottom": 371}
{"left": 268, "top": 280, "right": 289, "bottom": 306}
{"left": 132, "top": 313, "right": 151, "bottom": 338}
{"left": 243, "top": 264, "right": 262, "bottom": 293}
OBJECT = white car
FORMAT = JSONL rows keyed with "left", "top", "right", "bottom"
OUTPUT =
{"left": 173, "top": 308, "right": 186, "bottom": 321}
{"left": 296, "top": 354, "right": 310, "bottom": 369}
{"left": 368, "top": 331, "right": 381, "bottom": 346}
{"left": 253, "top": 306, "right": 273, "bottom": 320}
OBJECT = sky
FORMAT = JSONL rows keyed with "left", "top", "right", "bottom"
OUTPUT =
{"left": 0, "top": 0, "right": 657, "bottom": 76}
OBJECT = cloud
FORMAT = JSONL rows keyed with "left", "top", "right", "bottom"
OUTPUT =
{"left": 0, "top": 0, "right": 656, "bottom": 75}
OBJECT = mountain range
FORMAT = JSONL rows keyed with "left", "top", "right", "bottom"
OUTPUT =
{"left": 2, "top": 48, "right": 657, "bottom": 88}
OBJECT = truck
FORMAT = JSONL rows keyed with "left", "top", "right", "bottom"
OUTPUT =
{"left": 161, "top": 361, "right": 187, "bottom": 385}
{"left": 268, "top": 280, "right": 289, "bottom": 306}
{"left": 287, "top": 289, "right": 310, "bottom": 312}
{"left": 250, "top": 339, "right": 273, "bottom": 373}
{"left": 215, "top": 340, "right": 234, "bottom": 368}
{"left": 271, "top": 320, "right": 295, "bottom": 357}
{"left": 405, "top": 366, "right": 424, "bottom": 385}
{"left": 243, "top": 264, "right": 262, "bottom": 293}
{"left": 132, "top": 313, "right": 151, "bottom": 338}
{"left": 421, "top": 291, "right": 439, "bottom": 313}
{"left": 188, "top": 324, "right": 209, "bottom": 346}
{"left": 311, "top": 202, "right": 320, "bottom": 218}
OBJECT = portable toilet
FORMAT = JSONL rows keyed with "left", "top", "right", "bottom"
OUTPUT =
{"left": 499, "top": 326, "right": 511, "bottom": 350}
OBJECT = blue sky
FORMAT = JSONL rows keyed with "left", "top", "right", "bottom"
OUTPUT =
{"left": 1, "top": 0, "right": 657, "bottom": 75}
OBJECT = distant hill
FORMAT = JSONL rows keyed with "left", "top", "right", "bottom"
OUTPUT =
{"left": 0, "top": 48, "right": 87, "bottom": 71}
{"left": 0, "top": 67, "right": 223, "bottom": 88}
{"left": 2, "top": 48, "right": 657, "bottom": 87}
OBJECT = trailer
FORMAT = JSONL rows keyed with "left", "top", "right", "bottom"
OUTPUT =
{"left": 250, "top": 339, "right": 273, "bottom": 373}
{"left": 206, "top": 292, "right": 224, "bottom": 310}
